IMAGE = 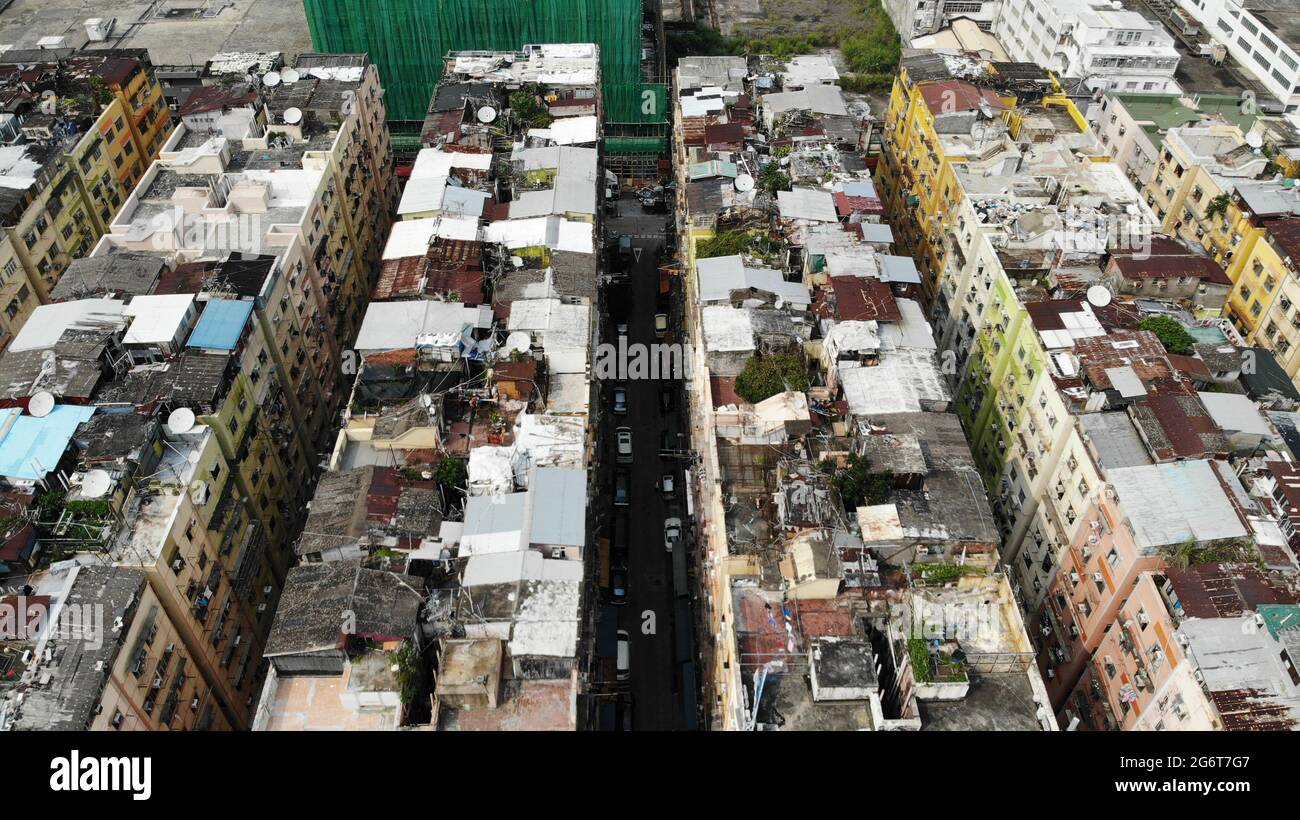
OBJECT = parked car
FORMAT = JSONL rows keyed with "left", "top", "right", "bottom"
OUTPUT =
{"left": 612, "top": 385, "right": 628, "bottom": 415}
{"left": 610, "top": 567, "right": 628, "bottom": 606}
{"left": 654, "top": 313, "right": 668, "bottom": 338}
{"left": 660, "top": 473, "right": 676, "bottom": 498}
{"left": 616, "top": 427, "right": 633, "bottom": 463}
{"left": 616, "top": 629, "right": 631, "bottom": 681}
{"left": 664, "top": 517, "right": 683, "bottom": 553}
{"left": 618, "top": 235, "right": 634, "bottom": 259}
{"left": 614, "top": 471, "right": 631, "bottom": 506}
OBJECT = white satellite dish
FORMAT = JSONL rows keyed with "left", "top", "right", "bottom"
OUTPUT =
{"left": 283, "top": 107, "right": 303, "bottom": 125}
{"left": 735, "top": 174, "right": 755, "bottom": 193}
{"left": 419, "top": 393, "right": 434, "bottom": 409}
{"left": 504, "top": 331, "right": 532, "bottom": 355}
{"left": 281, "top": 68, "right": 300, "bottom": 84}
{"left": 80, "top": 469, "right": 112, "bottom": 499}
{"left": 167, "top": 407, "right": 196, "bottom": 435}
{"left": 262, "top": 71, "right": 281, "bottom": 88}
{"left": 28, "top": 390, "right": 55, "bottom": 418}
{"left": 476, "top": 105, "right": 497, "bottom": 124}
{"left": 1086, "top": 285, "right": 1113, "bottom": 308}
{"left": 1246, "top": 132, "right": 1264, "bottom": 149}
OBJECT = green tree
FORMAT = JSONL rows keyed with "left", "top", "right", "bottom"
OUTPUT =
{"left": 819, "top": 454, "right": 892, "bottom": 513}
{"left": 1138, "top": 315, "right": 1196, "bottom": 355}
{"left": 435, "top": 457, "right": 468, "bottom": 495}
{"left": 734, "top": 354, "right": 808, "bottom": 403}
{"left": 509, "top": 91, "right": 552, "bottom": 129}
{"left": 759, "top": 160, "right": 791, "bottom": 196}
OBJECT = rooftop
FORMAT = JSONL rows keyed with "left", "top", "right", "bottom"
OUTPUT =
{"left": 264, "top": 561, "right": 422, "bottom": 658}
{"left": 1105, "top": 460, "right": 1248, "bottom": 551}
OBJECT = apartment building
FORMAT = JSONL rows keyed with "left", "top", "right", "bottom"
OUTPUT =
{"left": 0, "top": 52, "right": 398, "bottom": 732}
{"left": 1091, "top": 93, "right": 1258, "bottom": 188}
{"left": 0, "top": 51, "right": 173, "bottom": 341}
{"left": 992, "top": 0, "right": 1181, "bottom": 94}
{"left": 91, "top": 53, "right": 396, "bottom": 454}
{"left": 877, "top": 43, "right": 1300, "bottom": 730}
{"left": 1033, "top": 459, "right": 1251, "bottom": 708}
{"left": 4, "top": 564, "right": 234, "bottom": 731}
{"left": 1175, "top": 0, "right": 1300, "bottom": 113}
{"left": 884, "top": 0, "right": 1005, "bottom": 41}
{"left": 260, "top": 46, "right": 605, "bottom": 730}
{"left": 673, "top": 54, "right": 1053, "bottom": 732}
{"left": 1146, "top": 123, "right": 1270, "bottom": 258}
{"left": 1061, "top": 564, "right": 1299, "bottom": 731}
{"left": 1223, "top": 182, "right": 1300, "bottom": 378}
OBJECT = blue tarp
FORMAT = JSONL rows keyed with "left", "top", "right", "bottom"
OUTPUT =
{"left": 0, "top": 405, "right": 96, "bottom": 481}
{"left": 187, "top": 299, "right": 254, "bottom": 350}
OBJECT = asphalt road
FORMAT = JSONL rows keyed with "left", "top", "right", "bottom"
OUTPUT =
{"left": 601, "top": 197, "right": 690, "bottom": 730}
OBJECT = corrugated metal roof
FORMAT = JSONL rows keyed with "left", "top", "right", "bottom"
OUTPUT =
{"left": 529, "top": 467, "right": 587, "bottom": 547}
{"left": 187, "top": 299, "right": 254, "bottom": 350}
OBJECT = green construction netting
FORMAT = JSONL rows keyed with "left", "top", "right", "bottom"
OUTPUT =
{"left": 604, "top": 137, "right": 667, "bottom": 154}
{"left": 303, "top": 0, "right": 666, "bottom": 126}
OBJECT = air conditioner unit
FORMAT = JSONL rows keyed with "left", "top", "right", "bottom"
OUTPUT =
{"left": 1093, "top": 572, "right": 1105, "bottom": 584}
{"left": 1070, "top": 571, "right": 1080, "bottom": 584}
{"left": 1176, "top": 633, "right": 1190, "bottom": 647}
{"left": 1138, "top": 612, "right": 1150, "bottom": 626}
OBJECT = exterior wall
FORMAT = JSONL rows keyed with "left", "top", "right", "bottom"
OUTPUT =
{"left": 1237, "top": 226, "right": 1300, "bottom": 388}
{"left": 1091, "top": 96, "right": 1160, "bottom": 187}
{"left": 1032, "top": 486, "right": 1165, "bottom": 709}
{"left": 1057, "top": 572, "right": 1184, "bottom": 730}
{"left": 132, "top": 430, "right": 265, "bottom": 728}
{"left": 93, "top": 580, "right": 234, "bottom": 731}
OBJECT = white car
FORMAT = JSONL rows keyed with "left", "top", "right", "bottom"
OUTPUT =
{"left": 664, "top": 517, "right": 682, "bottom": 553}
{"left": 616, "top": 629, "right": 630, "bottom": 681}
{"left": 616, "top": 427, "right": 633, "bottom": 463}
{"left": 660, "top": 473, "right": 675, "bottom": 497}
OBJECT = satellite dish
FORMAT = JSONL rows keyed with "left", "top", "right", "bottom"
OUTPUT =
{"left": 476, "top": 105, "right": 497, "bottom": 124}
{"left": 735, "top": 174, "right": 755, "bottom": 193}
{"left": 419, "top": 393, "right": 434, "bottom": 409}
{"left": 282, "top": 107, "right": 303, "bottom": 125}
{"left": 262, "top": 71, "right": 281, "bottom": 88}
{"left": 504, "top": 331, "right": 532, "bottom": 355}
{"left": 167, "top": 407, "right": 196, "bottom": 435}
{"left": 80, "top": 470, "right": 112, "bottom": 499}
{"left": 1086, "top": 285, "right": 1113, "bottom": 308}
{"left": 281, "top": 68, "right": 300, "bottom": 84}
{"left": 1245, "top": 132, "right": 1264, "bottom": 149}
{"left": 28, "top": 390, "right": 55, "bottom": 418}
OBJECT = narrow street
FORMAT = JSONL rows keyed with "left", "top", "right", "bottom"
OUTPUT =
{"left": 600, "top": 195, "right": 693, "bottom": 730}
